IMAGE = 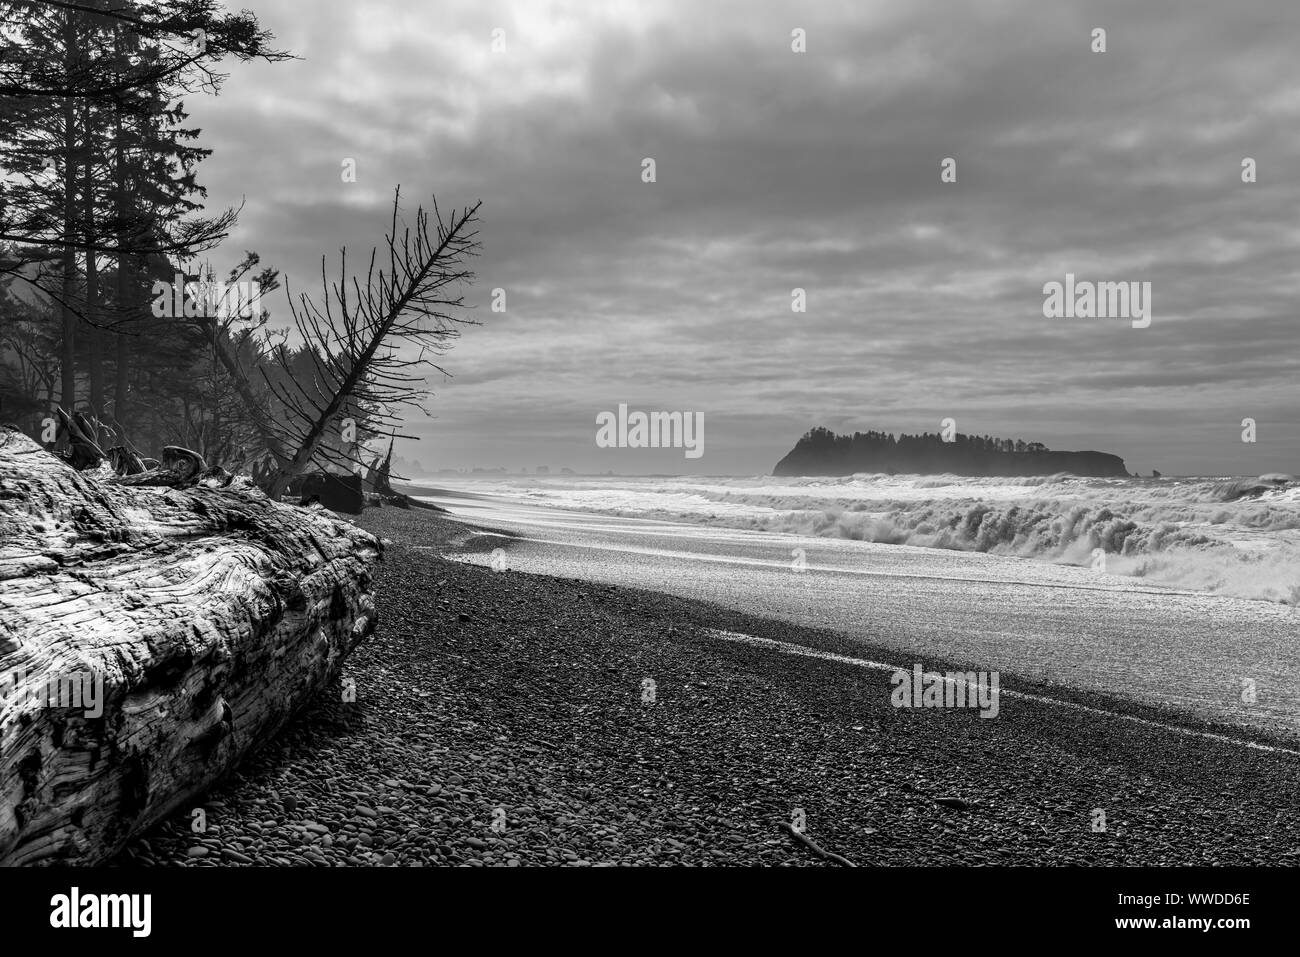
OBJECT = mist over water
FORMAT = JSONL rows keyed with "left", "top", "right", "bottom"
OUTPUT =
{"left": 439, "top": 473, "right": 1300, "bottom": 605}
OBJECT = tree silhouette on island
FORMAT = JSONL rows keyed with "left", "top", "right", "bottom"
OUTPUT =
{"left": 772, "top": 427, "right": 1129, "bottom": 477}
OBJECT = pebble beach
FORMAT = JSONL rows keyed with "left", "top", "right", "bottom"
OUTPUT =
{"left": 112, "top": 507, "right": 1300, "bottom": 867}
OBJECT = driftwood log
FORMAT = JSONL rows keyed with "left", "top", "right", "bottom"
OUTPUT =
{"left": 0, "top": 427, "right": 381, "bottom": 865}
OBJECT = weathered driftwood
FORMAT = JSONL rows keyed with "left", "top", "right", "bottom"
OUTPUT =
{"left": 297, "top": 471, "right": 364, "bottom": 514}
{"left": 0, "top": 427, "right": 381, "bottom": 866}
{"left": 56, "top": 408, "right": 106, "bottom": 471}
{"left": 106, "top": 445, "right": 209, "bottom": 488}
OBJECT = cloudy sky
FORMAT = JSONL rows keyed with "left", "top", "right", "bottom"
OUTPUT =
{"left": 186, "top": 0, "right": 1300, "bottom": 476}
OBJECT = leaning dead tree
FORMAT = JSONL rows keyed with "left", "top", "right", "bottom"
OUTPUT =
{"left": 201, "top": 189, "right": 481, "bottom": 498}
{"left": 0, "top": 426, "right": 380, "bottom": 865}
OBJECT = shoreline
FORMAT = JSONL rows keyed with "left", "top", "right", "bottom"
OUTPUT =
{"left": 112, "top": 506, "right": 1300, "bottom": 867}
{"left": 396, "top": 473, "right": 1300, "bottom": 613}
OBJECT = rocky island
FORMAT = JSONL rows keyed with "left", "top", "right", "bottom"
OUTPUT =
{"left": 773, "top": 426, "right": 1129, "bottom": 477}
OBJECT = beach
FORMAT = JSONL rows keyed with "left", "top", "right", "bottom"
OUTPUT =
{"left": 414, "top": 479, "right": 1300, "bottom": 738}
{"left": 113, "top": 505, "right": 1300, "bottom": 867}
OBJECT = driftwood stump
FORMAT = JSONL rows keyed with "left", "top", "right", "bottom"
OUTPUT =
{"left": 0, "top": 428, "right": 381, "bottom": 865}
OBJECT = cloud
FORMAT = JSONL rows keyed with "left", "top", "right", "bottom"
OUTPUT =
{"left": 185, "top": 0, "right": 1300, "bottom": 474}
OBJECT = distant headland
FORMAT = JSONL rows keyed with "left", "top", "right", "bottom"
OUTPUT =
{"left": 773, "top": 427, "right": 1129, "bottom": 477}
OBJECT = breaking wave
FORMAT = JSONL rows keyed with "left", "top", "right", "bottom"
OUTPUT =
{"left": 435, "top": 473, "right": 1300, "bottom": 605}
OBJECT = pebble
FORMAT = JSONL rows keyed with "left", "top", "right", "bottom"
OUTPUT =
{"left": 935, "top": 797, "right": 971, "bottom": 811}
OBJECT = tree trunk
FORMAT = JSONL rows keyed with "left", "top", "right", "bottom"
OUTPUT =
{"left": 82, "top": 98, "right": 103, "bottom": 417}
{"left": 112, "top": 107, "right": 130, "bottom": 430}
{"left": 0, "top": 427, "right": 382, "bottom": 866}
{"left": 114, "top": 328, "right": 129, "bottom": 426}
{"left": 58, "top": 32, "right": 77, "bottom": 414}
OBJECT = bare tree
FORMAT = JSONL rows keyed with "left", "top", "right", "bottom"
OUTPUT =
{"left": 206, "top": 189, "right": 482, "bottom": 498}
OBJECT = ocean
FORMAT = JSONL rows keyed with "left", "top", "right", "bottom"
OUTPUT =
{"left": 416, "top": 472, "right": 1300, "bottom": 606}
